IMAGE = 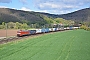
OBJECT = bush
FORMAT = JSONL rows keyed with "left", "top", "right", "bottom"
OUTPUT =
{"left": 80, "top": 25, "right": 90, "bottom": 31}
{"left": 87, "top": 28, "right": 90, "bottom": 31}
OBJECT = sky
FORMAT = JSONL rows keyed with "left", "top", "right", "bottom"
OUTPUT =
{"left": 0, "top": 0, "right": 90, "bottom": 14}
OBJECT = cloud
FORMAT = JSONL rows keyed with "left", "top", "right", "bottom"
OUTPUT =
{"left": 21, "top": 7, "right": 32, "bottom": 11}
{"left": 0, "top": 0, "right": 12, "bottom": 3}
{"left": 33, "top": 0, "right": 90, "bottom": 14}
{"left": 21, "top": 7, "right": 49, "bottom": 13}
{"left": 19, "top": 0, "right": 27, "bottom": 4}
{"left": 38, "top": 2, "right": 79, "bottom": 10}
{"left": 0, "top": 6, "right": 19, "bottom": 10}
{"left": 0, "top": 6, "right": 8, "bottom": 8}
{"left": 36, "top": 10, "right": 49, "bottom": 13}
{"left": 38, "top": 3, "right": 59, "bottom": 9}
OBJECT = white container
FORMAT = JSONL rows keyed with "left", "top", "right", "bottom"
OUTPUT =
{"left": 36, "top": 29, "right": 42, "bottom": 33}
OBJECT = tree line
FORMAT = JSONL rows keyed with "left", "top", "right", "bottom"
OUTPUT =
{"left": 0, "top": 15, "right": 75, "bottom": 29}
{"left": 80, "top": 22, "right": 90, "bottom": 31}
{"left": 0, "top": 22, "right": 29, "bottom": 29}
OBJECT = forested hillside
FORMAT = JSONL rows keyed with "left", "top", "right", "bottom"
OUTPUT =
{"left": 59, "top": 8, "right": 90, "bottom": 22}
{"left": 0, "top": 8, "right": 74, "bottom": 29}
{"left": 0, "top": 8, "right": 47, "bottom": 25}
{"left": 0, "top": 8, "right": 90, "bottom": 29}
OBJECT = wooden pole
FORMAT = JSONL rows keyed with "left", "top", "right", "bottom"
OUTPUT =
{"left": 6, "top": 23, "right": 7, "bottom": 38}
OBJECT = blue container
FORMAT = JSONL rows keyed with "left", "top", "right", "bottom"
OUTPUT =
{"left": 45, "top": 28, "right": 49, "bottom": 33}
{"left": 41, "top": 28, "right": 45, "bottom": 33}
{"left": 69, "top": 26, "right": 73, "bottom": 30}
{"left": 30, "top": 30, "right": 36, "bottom": 34}
{"left": 55, "top": 28, "right": 57, "bottom": 31}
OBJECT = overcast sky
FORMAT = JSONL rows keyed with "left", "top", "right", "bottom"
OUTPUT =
{"left": 0, "top": 0, "right": 90, "bottom": 14}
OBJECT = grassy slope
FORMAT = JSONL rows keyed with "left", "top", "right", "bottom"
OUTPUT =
{"left": 0, "top": 29, "right": 90, "bottom": 60}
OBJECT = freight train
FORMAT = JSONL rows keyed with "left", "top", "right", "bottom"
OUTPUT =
{"left": 17, "top": 26, "right": 79, "bottom": 37}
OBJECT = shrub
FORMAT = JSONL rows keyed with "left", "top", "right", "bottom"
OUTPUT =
{"left": 80, "top": 25, "right": 90, "bottom": 31}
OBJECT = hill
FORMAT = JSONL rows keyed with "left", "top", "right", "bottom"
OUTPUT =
{"left": 0, "top": 8, "right": 46, "bottom": 25}
{"left": 59, "top": 8, "right": 90, "bottom": 22}
{"left": 0, "top": 8, "right": 90, "bottom": 26}
{"left": 36, "top": 8, "right": 90, "bottom": 23}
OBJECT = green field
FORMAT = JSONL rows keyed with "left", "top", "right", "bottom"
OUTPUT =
{"left": 0, "top": 29, "right": 90, "bottom": 60}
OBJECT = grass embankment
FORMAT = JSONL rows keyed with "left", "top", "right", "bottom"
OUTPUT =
{"left": 0, "top": 29, "right": 90, "bottom": 60}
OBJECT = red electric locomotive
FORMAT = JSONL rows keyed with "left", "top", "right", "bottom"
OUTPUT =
{"left": 17, "top": 30, "right": 30, "bottom": 37}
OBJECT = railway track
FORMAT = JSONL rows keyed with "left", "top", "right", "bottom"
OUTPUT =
{"left": 0, "top": 36, "right": 21, "bottom": 44}
{"left": 0, "top": 33, "right": 48, "bottom": 44}
{"left": 0, "top": 34, "right": 37, "bottom": 44}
